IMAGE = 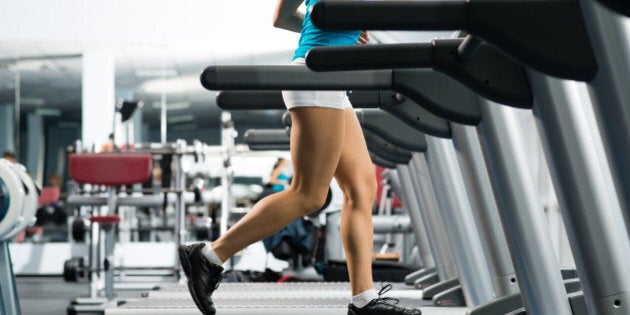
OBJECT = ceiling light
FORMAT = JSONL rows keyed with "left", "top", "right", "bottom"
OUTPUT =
{"left": 141, "top": 75, "right": 201, "bottom": 94}
{"left": 9, "top": 60, "right": 57, "bottom": 72}
{"left": 151, "top": 101, "right": 190, "bottom": 111}
{"left": 20, "top": 98, "right": 45, "bottom": 106}
{"left": 167, "top": 114, "right": 194, "bottom": 124}
{"left": 35, "top": 108, "right": 62, "bottom": 116}
{"left": 135, "top": 69, "right": 178, "bottom": 78}
{"left": 171, "top": 123, "right": 198, "bottom": 132}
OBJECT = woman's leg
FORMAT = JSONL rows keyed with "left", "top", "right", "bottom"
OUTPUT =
{"left": 211, "top": 107, "right": 345, "bottom": 261}
{"left": 334, "top": 108, "right": 378, "bottom": 295}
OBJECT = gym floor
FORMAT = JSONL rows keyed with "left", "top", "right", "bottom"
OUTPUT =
{"left": 16, "top": 277, "right": 143, "bottom": 315}
{"left": 17, "top": 277, "right": 470, "bottom": 315}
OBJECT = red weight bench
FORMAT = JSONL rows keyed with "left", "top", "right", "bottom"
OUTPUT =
{"left": 68, "top": 153, "right": 152, "bottom": 301}
{"left": 69, "top": 154, "right": 152, "bottom": 186}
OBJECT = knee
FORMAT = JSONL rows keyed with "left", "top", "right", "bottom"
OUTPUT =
{"left": 343, "top": 176, "right": 378, "bottom": 209}
{"left": 366, "top": 175, "right": 378, "bottom": 199}
{"left": 296, "top": 190, "right": 330, "bottom": 216}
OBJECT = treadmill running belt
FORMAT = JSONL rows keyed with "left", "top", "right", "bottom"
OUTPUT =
{"left": 108, "top": 298, "right": 464, "bottom": 315}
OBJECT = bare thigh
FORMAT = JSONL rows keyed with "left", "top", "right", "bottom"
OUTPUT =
{"left": 334, "top": 108, "right": 376, "bottom": 200}
{"left": 289, "top": 106, "right": 346, "bottom": 202}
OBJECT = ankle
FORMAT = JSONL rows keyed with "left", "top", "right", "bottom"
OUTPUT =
{"left": 351, "top": 288, "right": 378, "bottom": 308}
{"left": 201, "top": 242, "right": 225, "bottom": 266}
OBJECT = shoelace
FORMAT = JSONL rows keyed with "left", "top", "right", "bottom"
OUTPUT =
{"left": 211, "top": 269, "right": 223, "bottom": 290}
{"left": 202, "top": 261, "right": 223, "bottom": 291}
{"left": 372, "top": 283, "right": 400, "bottom": 306}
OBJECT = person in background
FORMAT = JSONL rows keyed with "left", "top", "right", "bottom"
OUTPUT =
{"left": 269, "top": 158, "right": 290, "bottom": 192}
{"left": 47, "top": 173, "right": 62, "bottom": 189}
{"left": 178, "top": 1, "right": 422, "bottom": 315}
{"left": 100, "top": 133, "right": 118, "bottom": 152}
{"left": 262, "top": 157, "right": 311, "bottom": 265}
{"left": 2, "top": 151, "right": 17, "bottom": 163}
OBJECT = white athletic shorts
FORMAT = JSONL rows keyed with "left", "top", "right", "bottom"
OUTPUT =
{"left": 281, "top": 58, "right": 353, "bottom": 110}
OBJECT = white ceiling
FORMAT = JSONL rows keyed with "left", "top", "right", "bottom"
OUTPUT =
{"left": 0, "top": 0, "right": 454, "bottom": 130}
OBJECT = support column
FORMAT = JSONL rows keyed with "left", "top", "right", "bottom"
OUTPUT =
{"left": 477, "top": 100, "right": 572, "bottom": 315}
{"left": 391, "top": 166, "right": 435, "bottom": 270}
{"left": 0, "top": 104, "right": 14, "bottom": 155}
{"left": 451, "top": 124, "right": 519, "bottom": 298}
{"left": 141, "top": 124, "right": 151, "bottom": 144}
{"left": 410, "top": 155, "right": 460, "bottom": 280}
{"left": 82, "top": 50, "right": 115, "bottom": 150}
{"left": 133, "top": 106, "right": 144, "bottom": 143}
{"left": 26, "top": 113, "right": 44, "bottom": 185}
{"left": 407, "top": 157, "right": 459, "bottom": 280}
{"left": 424, "top": 136, "right": 494, "bottom": 307}
{"left": 529, "top": 73, "right": 630, "bottom": 315}
{"left": 578, "top": 0, "right": 630, "bottom": 228}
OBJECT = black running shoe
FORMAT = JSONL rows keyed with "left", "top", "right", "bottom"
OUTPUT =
{"left": 178, "top": 244, "right": 224, "bottom": 315}
{"left": 348, "top": 284, "right": 422, "bottom": 315}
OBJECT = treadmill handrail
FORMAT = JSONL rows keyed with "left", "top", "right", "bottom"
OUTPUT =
{"left": 216, "top": 91, "right": 286, "bottom": 110}
{"left": 370, "top": 151, "right": 397, "bottom": 169}
{"left": 357, "top": 109, "right": 429, "bottom": 152}
{"left": 306, "top": 40, "right": 533, "bottom": 108}
{"left": 363, "top": 128, "right": 413, "bottom": 164}
{"left": 243, "top": 129, "right": 290, "bottom": 145}
{"left": 310, "top": 0, "right": 597, "bottom": 81}
{"left": 218, "top": 90, "right": 452, "bottom": 138}
{"left": 201, "top": 66, "right": 391, "bottom": 91}
{"left": 202, "top": 66, "right": 481, "bottom": 125}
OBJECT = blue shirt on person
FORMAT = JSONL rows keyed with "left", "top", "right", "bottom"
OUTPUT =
{"left": 292, "top": 0, "right": 362, "bottom": 61}
{"left": 272, "top": 173, "right": 290, "bottom": 192}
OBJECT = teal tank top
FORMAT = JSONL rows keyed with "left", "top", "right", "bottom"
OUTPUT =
{"left": 292, "top": 0, "right": 362, "bottom": 61}
{"left": 272, "top": 173, "right": 290, "bottom": 192}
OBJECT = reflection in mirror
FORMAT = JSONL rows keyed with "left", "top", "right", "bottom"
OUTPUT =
{"left": 0, "top": 55, "right": 81, "bottom": 243}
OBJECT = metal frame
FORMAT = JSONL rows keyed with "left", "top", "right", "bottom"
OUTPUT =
{"left": 381, "top": 169, "right": 434, "bottom": 270}
{"left": 476, "top": 99, "right": 572, "bottom": 314}
{"left": 407, "top": 156, "right": 459, "bottom": 283}
{"left": 528, "top": 73, "right": 630, "bottom": 314}
{"left": 0, "top": 241, "right": 20, "bottom": 315}
{"left": 578, "top": 0, "right": 630, "bottom": 232}
{"left": 450, "top": 124, "right": 519, "bottom": 298}
{"left": 422, "top": 136, "right": 494, "bottom": 307}
{"left": 387, "top": 167, "right": 438, "bottom": 278}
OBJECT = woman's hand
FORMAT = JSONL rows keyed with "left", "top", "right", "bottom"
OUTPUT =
{"left": 357, "top": 31, "right": 370, "bottom": 45}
